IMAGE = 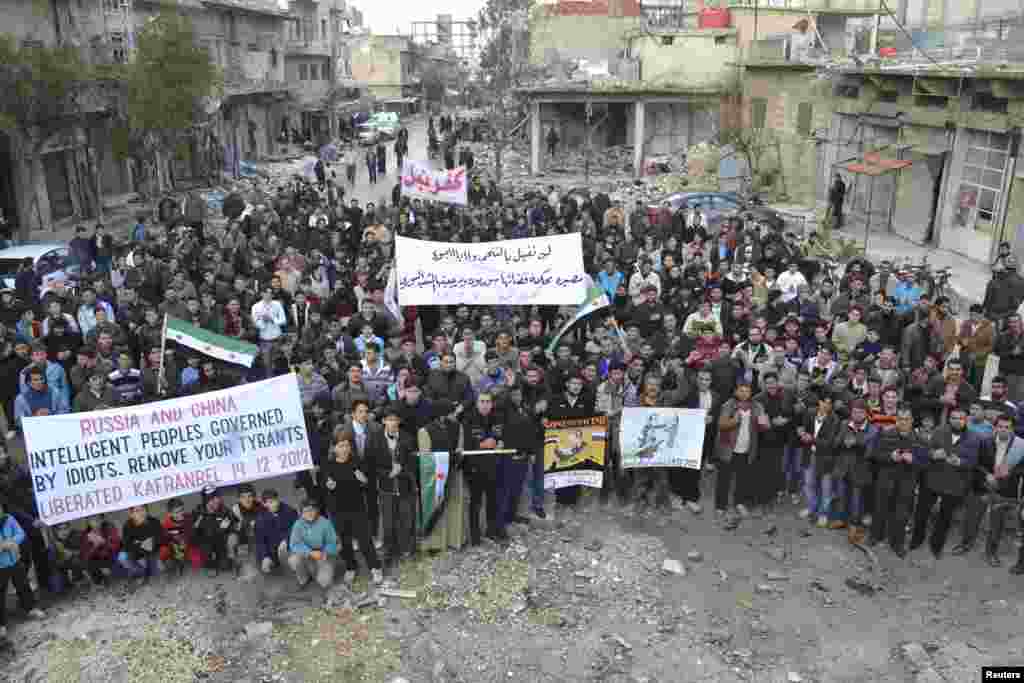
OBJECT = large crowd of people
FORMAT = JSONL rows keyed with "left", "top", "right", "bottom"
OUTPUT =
{"left": 3, "top": 115, "right": 1024, "bottom": 641}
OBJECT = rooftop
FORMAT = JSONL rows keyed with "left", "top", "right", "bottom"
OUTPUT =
{"left": 201, "top": 0, "right": 290, "bottom": 16}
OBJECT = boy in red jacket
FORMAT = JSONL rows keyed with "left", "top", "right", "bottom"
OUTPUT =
{"left": 159, "top": 498, "right": 198, "bottom": 574}
{"left": 80, "top": 515, "right": 120, "bottom": 585}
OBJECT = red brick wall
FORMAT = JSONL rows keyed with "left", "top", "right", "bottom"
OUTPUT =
{"left": 546, "top": 0, "right": 641, "bottom": 18}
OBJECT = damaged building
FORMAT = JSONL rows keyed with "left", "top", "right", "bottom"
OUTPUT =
{"left": 519, "top": 0, "right": 888, "bottom": 179}
{"left": 0, "top": 0, "right": 365, "bottom": 236}
{"left": 738, "top": 0, "right": 1024, "bottom": 264}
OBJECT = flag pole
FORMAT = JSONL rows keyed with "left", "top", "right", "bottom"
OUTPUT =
{"left": 157, "top": 313, "right": 168, "bottom": 397}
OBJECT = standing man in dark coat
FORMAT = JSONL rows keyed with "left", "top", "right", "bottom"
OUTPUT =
{"left": 462, "top": 390, "right": 506, "bottom": 545}
{"left": 753, "top": 371, "right": 794, "bottom": 511}
{"left": 497, "top": 384, "right": 535, "bottom": 533}
{"left": 377, "top": 407, "right": 418, "bottom": 563}
{"left": 867, "top": 405, "right": 926, "bottom": 557}
{"left": 832, "top": 399, "right": 878, "bottom": 544}
{"left": 910, "top": 407, "right": 981, "bottom": 558}
{"left": 676, "top": 367, "right": 718, "bottom": 513}
{"left": 349, "top": 398, "right": 382, "bottom": 549}
{"left": 828, "top": 173, "right": 846, "bottom": 229}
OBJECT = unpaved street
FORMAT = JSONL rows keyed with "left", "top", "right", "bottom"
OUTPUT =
{"left": 3, "top": 487, "right": 1021, "bottom": 683}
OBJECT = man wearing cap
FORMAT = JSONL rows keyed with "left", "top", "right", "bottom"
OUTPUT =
{"left": 287, "top": 498, "right": 338, "bottom": 592}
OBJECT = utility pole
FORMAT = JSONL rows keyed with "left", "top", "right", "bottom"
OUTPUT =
{"left": 585, "top": 95, "right": 592, "bottom": 185}
{"left": 328, "top": 2, "right": 341, "bottom": 141}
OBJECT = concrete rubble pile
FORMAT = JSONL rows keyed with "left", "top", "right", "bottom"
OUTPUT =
{"left": 544, "top": 145, "right": 636, "bottom": 176}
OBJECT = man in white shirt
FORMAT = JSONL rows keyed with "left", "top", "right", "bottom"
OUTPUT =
{"left": 628, "top": 261, "right": 661, "bottom": 307}
{"left": 454, "top": 326, "right": 487, "bottom": 385}
{"left": 251, "top": 286, "right": 287, "bottom": 377}
{"left": 776, "top": 261, "right": 808, "bottom": 304}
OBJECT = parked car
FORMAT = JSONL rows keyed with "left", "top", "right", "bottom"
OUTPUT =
{"left": 0, "top": 242, "right": 81, "bottom": 294}
{"left": 652, "top": 191, "right": 784, "bottom": 232}
{"left": 357, "top": 123, "right": 380, "bottom": 146}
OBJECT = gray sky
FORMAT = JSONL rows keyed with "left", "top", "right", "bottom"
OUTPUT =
{"left": 358, "top": 0, "right": 484, "bottom": 35}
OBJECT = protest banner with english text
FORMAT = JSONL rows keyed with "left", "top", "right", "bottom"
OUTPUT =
{"left": 23, "top": 375, "right": 312, "bottom": 525}
{"left": 619, "top": 408, "right": 706, "bottom": 469}
{"left": 400, "top": 160, "right": 468, "bottom": 206}
{"left": 394, "top": 233, "right": 587, "bottom": 306}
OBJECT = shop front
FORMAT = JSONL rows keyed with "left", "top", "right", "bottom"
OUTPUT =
{"left": 939, "top": 127, "right": 1019, "bottom": 264}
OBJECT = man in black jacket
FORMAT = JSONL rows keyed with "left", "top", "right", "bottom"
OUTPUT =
{"left": 376, "top": 407, "right": 418, "bottom": 564}
{"left": 521, "top": 366, "right": 551, "bottom": 518}
{"left": 498, "top": 384, "right": 535, "bottom": 533}
{"left": 911, "top": 407, "right": 981, "bottom": 558}
{"left": 349, "top": 399, "right": 382, "bottom": 549}
{"left": 867, "top": 405, "right": 924, "bottom": 557}
{"left": 462, "top": 390, "right": 506, "bottom": 545}
{"left": 192, "top": 487, "right": 237, "bottom": 573}
{"left": 425, "top": 353, "right": 473, "bottom": 408}
{"left": 753, "top": 372, "right": 793, "bottom": 511}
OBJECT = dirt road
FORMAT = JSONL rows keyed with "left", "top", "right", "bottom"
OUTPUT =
{"left": 3, "top": 491, "right": 1021, "bottom": 682}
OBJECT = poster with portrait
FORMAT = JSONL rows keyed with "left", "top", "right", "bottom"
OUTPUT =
{"left": 542, "top": 415, "right": 607, "bottom": 489}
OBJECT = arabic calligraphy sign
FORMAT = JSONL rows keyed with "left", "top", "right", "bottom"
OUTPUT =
{"left": 400, "top": 159, "right": 468, "bottom": 206}
{"left": 394, "top": 234, "right": 587, "bottom": 306}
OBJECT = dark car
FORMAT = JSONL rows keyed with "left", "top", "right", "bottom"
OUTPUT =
{"left": 651, "top": 191, "right": 784, "bottom": 232}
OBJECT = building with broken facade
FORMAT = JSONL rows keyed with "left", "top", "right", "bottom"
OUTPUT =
{"left": 0, "top": 0, "right": 364, "bottom": 235}
{"left": 349, "top": 33, "right": 460, "bottom": 114}
{"left": 739, "top": 0, "right": 1024, "bottom": 265}
{"left": 518, "top": 0, "right": 882, "bottom": 179}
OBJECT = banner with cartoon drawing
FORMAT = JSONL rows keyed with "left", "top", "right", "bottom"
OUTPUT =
{"left": 542, "top": 416, "right": 607, "bottom": 489}
{"left": 619, "top": 408, "right": 706, "bottom": 470}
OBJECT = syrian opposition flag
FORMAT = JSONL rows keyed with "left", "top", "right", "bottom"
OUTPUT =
{"left": 383, "top": 264, "right": 402, "bottom": 324}
{"left": 164, "top": 315, "right": 259, "bottom": 368}
{"left": 418, "top": 451, "right": 451, "bottom": 536}
{"left": 547, "top": 282, "right": 611, "bottom": 354}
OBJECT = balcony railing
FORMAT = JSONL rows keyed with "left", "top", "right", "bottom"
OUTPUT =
{"left": 641, "top": 4, "right": 690, "bottom": 30}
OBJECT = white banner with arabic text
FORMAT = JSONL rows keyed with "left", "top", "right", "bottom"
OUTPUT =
{"left": 394, "top": 234, "right": 586, "bottom": 306}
